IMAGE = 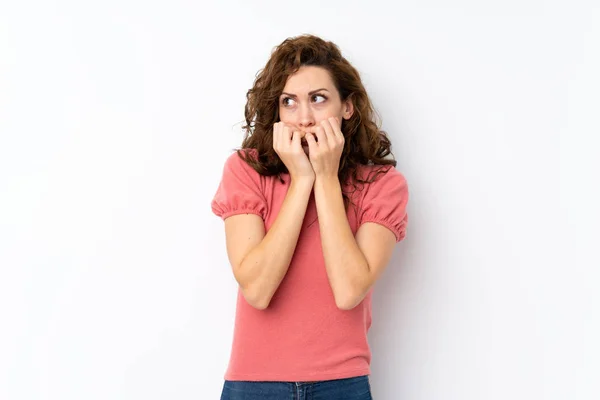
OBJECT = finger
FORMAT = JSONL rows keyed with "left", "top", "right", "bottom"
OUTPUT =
{"left": 281, "top": 126, "right": 294, "bottom": 148}
{"left": 305, "top": 132, "right": 318, "bottom": 153}
{"left": 291, "top": 130, "right": 302, "bottom": 150}
{"left": 328, "top": 117, "right": 344, "bottom": 142}
{"left": 320, "top": 119, "right": 337, "bottom": 147}
{"left": 311, "top": 126, "right": 327, "bottom": 148}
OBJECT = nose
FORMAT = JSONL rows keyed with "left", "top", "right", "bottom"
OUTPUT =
{"left": 297, "top": 104, "right": 315, "bottom": 129}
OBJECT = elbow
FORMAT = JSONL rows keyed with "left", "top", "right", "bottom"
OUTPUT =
{"left": 240, "top": 285, "right": 272, "bottom": 310}
{"left": 248, "top": 296, "right": 270, "bottom": 310}
{"left": 334, "top": 290, "right": 362, "bottom": 311}
{"left": 249, "top": 300, "right": 270, "bottom": 310}
{"left": 234, "top": 264, "right": 272, "bottom": 310}
{"left": 334, "top": 279, "right": 371, "bottom": 310}
{"left": 333, "top": 261, "right": 372, "bottom": 310}
{"left": 335, "top": 297, "right": 359, "bottom": 311}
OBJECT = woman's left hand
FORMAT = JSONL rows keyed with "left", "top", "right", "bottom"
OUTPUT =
{"left": 304, "top": 116, "right": 345, "bottom": 179}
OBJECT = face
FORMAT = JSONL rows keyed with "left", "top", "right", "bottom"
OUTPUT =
{"left": 278, "top": 66, "right": 354, "bottom": 153}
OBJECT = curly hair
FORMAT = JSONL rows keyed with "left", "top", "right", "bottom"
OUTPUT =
{"left": 237, "top": 33, "right": 396, "bottom": 209}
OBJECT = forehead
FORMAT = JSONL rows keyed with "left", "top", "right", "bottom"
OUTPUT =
{"left": 282, "top": 66, "right": 335, "bottom": 93}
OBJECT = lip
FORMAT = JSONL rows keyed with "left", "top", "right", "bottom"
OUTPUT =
{"left": 300, "top": 134, "right": 318, "bottom": 146}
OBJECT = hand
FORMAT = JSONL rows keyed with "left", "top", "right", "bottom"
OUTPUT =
{"left": 273, "top": 122, "right": 315, "bottom": 182}
{"left": 304, "top": 117, "right": 344, "bottom": 179}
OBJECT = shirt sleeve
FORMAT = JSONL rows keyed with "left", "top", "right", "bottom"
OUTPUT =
{"left": 211, "top": 150, "right": 268, "bottom": 220}
{"left": 359, "top": 166, "right": 409, "bottom": 242}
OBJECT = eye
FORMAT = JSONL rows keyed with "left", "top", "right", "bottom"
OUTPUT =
{"left": 281, "top": 97, "right": 296, "bottom": 107}
{"left": 312, "top": 94, "right": 327, "bottom": 103}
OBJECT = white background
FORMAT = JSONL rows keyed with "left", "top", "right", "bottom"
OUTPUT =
{"left": 1, "top": 1, "right": 599, "bottom": 399}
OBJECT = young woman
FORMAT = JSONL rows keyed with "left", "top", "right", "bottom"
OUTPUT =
{"left": 211, "top": 34, "right": 409, "bottom": 400}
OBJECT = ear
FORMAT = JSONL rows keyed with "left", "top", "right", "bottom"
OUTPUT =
{"left": 342, "top": 97, "right": 354, "bottom": 120}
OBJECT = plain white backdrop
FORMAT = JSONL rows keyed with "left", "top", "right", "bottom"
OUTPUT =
{"left": 1, "top": 1, "right": 599, "bottom": 399}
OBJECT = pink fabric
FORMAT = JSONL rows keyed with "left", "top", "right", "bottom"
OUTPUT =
{"left": 211, "top": 149, "right": 408, "bottom": 382}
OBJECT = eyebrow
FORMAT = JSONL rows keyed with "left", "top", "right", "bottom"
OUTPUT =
{"left": 280, "top": 88, "right": 330, "bottom": 98}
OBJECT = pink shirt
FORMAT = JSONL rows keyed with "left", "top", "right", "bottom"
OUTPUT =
{"left": 211, "top": 148, "right": 409, "bottom": 382}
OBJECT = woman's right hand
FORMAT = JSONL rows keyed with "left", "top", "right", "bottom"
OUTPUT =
{"left": 273, "top": 122, "right": 315, "bottom": 182}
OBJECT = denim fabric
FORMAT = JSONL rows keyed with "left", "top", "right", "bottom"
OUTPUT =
{"left": 220, "top": 375, "right": 372, "bottom": 399}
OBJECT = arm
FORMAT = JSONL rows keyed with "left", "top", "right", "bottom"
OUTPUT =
{"left": 313, "top": 177, "right": 396, "bottom": 310}
{"left": 225, "top": 177, "right": 313, "bottom": 310}
{"left": 305, "top": 117, "right": 403, "bottom": 310}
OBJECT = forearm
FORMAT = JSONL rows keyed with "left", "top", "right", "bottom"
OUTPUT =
{"left": 313, "top": 176, "right": 370, "bottom": 309}
{"left": 238, "top": 177, "right": 313, "bottom": 309}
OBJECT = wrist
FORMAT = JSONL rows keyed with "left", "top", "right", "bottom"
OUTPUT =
{"left": 290, "top": 175, "right": 315, "bottom": 190}
{"left": 314, "top": 175, "right": 340, "bottom": 190}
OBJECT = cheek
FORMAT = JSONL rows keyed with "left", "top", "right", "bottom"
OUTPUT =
{"left": 316, "top": 112, "right": 343, "bottom": 126}
{"left": 278, "top": 114, "right": 291, "bottom": 125}
{"left": 278, "top": 108, "right": 294, "bottom": 124}
{"left": 316, "top": 105, "right": 343, "bottom": 121}
{"left": 315, "top": 112, "right": 333, "bottom": 124}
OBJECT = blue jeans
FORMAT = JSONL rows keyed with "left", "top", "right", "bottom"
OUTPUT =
{"left": 220, "top": 375, "right": 372, "bottom": 399}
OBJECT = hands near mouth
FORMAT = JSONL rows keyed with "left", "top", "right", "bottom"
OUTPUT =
{"left": 273, "top": 117, "right": 344, "bottom": 181}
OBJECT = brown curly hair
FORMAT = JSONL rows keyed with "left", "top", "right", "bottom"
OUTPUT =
{"left": 237, "top": 33, "right": 396, "bottom": 209}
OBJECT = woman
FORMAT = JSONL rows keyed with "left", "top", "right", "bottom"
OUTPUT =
{"left": 211, "top": 34, "right": 409, "bottom": 400}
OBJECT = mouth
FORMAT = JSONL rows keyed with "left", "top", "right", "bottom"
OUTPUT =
{"left": 300, "top": 134, "right": 318, "bottom": 147}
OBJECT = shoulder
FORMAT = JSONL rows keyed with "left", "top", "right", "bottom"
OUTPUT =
{"left": 223, "top": 148, "right": 259, "bottom": 168}
{"left": 221, "top": 148, "right": 262, "bottom": 178}
{"left": 353, "top": 163, "right": 408, "bottom": 194}
{"left": 352, "top": 163, "right": 409, "bottom": 242}
{"left": 212, "top": 148, "right": 267, "bottom": 220}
